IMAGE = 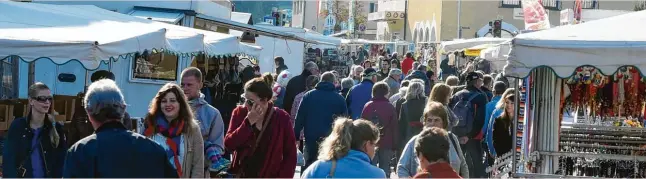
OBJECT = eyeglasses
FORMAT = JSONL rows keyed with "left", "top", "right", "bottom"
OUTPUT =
{"left": 32, "top": 96, "right": 53, "bottom": 103}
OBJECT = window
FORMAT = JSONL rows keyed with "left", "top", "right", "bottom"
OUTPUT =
{"left": 370, "top": 2, "right": 376, "bottom": 13}
{"left": 541, "top": 0, "right": 561, "bottom": 10}
{"left": 131, "top": 52, "right": 178, "bottom": 81}
{"left": 0, "top": 56, "right": 19, "bottom": 99}
{"left": 501, "top": 0, "right": 521, "bottom": 8}
{"left": 581, "top": 0, "right": 597, "bottom": 9}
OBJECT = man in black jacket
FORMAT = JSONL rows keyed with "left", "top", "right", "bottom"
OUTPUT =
{"left": 63, "top": 79, "right": 177, "bottom": 178}
{"left": 449, "top": 72, "right": 488, "bottom": 178}
{"left": 283, "top": 62, "right": 319, "bottom": 113}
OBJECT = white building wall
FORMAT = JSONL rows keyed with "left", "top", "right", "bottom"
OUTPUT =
{"left": 375, "top": 0, "right": 406, "bottom": 41}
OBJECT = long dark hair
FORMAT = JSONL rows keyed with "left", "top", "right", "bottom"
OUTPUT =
{"left": 144, "top": 83, "right": 195, "bottom": 136}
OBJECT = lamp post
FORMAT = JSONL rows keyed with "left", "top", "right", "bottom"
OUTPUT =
{"left": 457, "top": 0, "right": 462, "bottom": 38}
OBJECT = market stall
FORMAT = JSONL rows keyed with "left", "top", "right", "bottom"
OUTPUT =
{"left": 502, "top": 10, "right": 646, "bottom": 178}
{"left": 437, "top": 38, "right": 510, "bottom": 77}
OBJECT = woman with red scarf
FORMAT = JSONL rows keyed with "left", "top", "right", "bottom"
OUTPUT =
{"left": 225, "top": 77, "right": 297, "bottom": 178}
{"left": 144, "top": 83, "right": 205, "bottom": 178}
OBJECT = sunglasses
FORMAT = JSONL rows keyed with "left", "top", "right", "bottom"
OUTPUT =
{"left": 245, "top": 99, "right": 255, "bottom": 106}
{"left": 32, "top": 96, "right": 53, "bottom": 103}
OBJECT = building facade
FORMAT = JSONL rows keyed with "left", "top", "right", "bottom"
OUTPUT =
{"left": 292, "top": 0, "right": 377, "bottom": 39}
{"left": 370, "top": 0, "right": 407, "bottom": 41}
{"left": 405, "top": 0, "right": 638, "bottom": 42}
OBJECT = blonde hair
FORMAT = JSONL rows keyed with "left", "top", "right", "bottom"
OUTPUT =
{"left": 429, "top": 84, "right": 452, "bottom": 105}
{"left": 318, "top": 118, "right": 380, "bottom": 161}
{"left": 445, "top": 76, "right": 460, "bottom": 86}
{"left": 28, "top": 82, "right": 59, "bottom": 148}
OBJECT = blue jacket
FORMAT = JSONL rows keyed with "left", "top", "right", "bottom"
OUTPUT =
{"left": 484, "top": 96, "right": 502, "bottom": 135}
{"left": 189, "top": 93, "right": 225, "bottom": 154}
{"left": 295, "top": 82, "right": 348, "bottom": 141}
{"left": 302, "top": 150, "right": 386, "bottom": 178}
{"left": 63, "top": 121, "right": 178, "bottom": 178}
{"left": 2, "top": 117, "right": 67, "bottom": 178}
{"left": 346, "top": 80, "right": 374, "bottom": 119}
{"left": 486, "top": 108, "right": 504, "bottom": 156}
{"left": 404, "top": 70, "right": 432, "bottom": 95}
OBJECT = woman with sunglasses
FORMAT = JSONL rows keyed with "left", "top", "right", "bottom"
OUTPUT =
{"left": 225, "top": 77, "right": 296, "bottom": 178}
{"left": 143, "top": 83, "right": 205, "bottom": 178}
{"left": 301, "top": 118, "right": 385, "bottom": 178}
{"left": 2, "top": 82, "right": 67, "bottom": 178}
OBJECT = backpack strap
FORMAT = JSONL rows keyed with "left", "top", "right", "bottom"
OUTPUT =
{"left": 465, "top": 92, "right": 481, "bottom": 103}
{"left": 448, "top": 132, "right": 460, "bottom": 154}
{"left": 327, "top": 160, "right": 337, "bottom": 178}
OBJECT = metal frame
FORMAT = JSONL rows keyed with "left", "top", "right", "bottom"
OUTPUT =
{"left": 538, "top": 151, "right": 646, "bottom": 161}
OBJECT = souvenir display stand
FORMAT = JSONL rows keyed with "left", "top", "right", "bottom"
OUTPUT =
{"left": 502, "top": 10, "right": 646, "bottom": 178}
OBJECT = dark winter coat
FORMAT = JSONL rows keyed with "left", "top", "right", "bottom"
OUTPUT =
{"left": 294, "top": 82, "right": 348, "bottom": 142}
{"left": 283, "top": 69, "right": 313, "bottom": 113}
{"left": 2, "top": 117, "right": 67, "bottom": 178}
{"left": 63, "top": 121, "right": 178, "bottom": 178}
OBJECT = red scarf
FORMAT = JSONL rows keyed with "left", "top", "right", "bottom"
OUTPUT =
{"left": 145, "top": 117, "right": 185, "bottom": 177}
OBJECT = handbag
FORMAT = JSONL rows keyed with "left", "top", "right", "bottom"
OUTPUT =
{"left": 236, "top": 108, "right": 275, "bottom": 177}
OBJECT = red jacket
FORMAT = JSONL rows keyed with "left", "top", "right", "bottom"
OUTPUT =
{"left": 414, "top": 162, "right": 462, "bottom": 178}
{"left": 402, "top": 57, "right": 415, "bottom": 75}
{"left": 361, "top": 97, "right": 398, "bottom": 150}
{"left": 224, "top": 105, "right": 297, "bottom": 178}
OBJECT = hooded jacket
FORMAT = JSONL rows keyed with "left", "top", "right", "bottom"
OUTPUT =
{"left": 189, "top": 93, "right": 225, "bottom": 172}
{"left": 284, "top": 69, "right": 313, "bottom": 113}
{"left": 294, "top": 82, "right": 348, "bottom": 141}
{"left": 345, "top": 79, "right": 375, "bottom": 119}
{"left": 301, "top": 150, "right": 386, "bottom": 178}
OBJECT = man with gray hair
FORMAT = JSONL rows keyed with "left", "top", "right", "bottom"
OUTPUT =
{"left": 294, "top": 71, "right": 348, "bottom": 170}
{"left": 383, "top": 68, "right": 402, "bottom": 98}
{"left": 284, "top": 61, "right": 320, "bottom": 113}
{"left": 63, "top": 79, "right": 178, "bottom": 178}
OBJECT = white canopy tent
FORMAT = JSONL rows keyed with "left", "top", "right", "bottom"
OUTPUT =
{"left": 479, "top": 41, "right": 512, "bottom": 72}
{"left": 504, "top": 10, "right": 646, "bottom": 78}
{"left": 439, "top": 37, "right": 510, "bottom": 54}
{"left": 66, "top": 4, "right": 261, "bottom": 58}
{"left": 254, "top": 25, "right": 342, "bottom": 47}
{"left": 0, "top": 2, "right": 170, "bottom": 69}
{"left": 0, "top": 2, "right": 260, "bottom": 70}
